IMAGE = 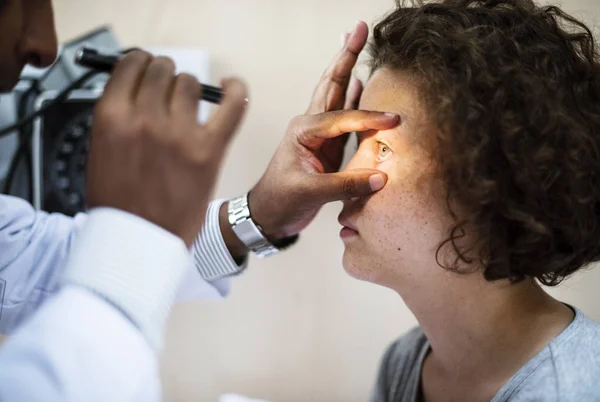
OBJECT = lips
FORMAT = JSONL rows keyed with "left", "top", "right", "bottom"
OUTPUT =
{"left": 337, "top": 213, "right": 358, "bottom": 233}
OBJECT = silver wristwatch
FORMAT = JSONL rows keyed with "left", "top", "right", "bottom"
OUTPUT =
{"left": 228, "top": 193, "right": 280, "bottom": 258}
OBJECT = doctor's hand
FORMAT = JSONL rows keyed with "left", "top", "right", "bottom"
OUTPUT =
{"left": 86, "top": 51, "right": 248, "bottom": 247}
{"left": 250, "top": 110, "right": 399, "bottom": 240}
{"left": 247, "top": 21, "right": 398, "bottom": 242}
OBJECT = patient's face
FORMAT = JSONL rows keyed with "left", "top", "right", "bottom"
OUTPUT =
{"left": 339, "top": 68, "right": 454, "bottom": 287}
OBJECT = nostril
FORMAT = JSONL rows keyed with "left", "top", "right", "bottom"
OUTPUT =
{"left": 27, "top": 53, "right": 43, "bottom": 68}
{"left": 27, "top": 51, "right": 57, "bottom": 69}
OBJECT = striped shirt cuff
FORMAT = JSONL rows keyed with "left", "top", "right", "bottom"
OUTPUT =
{"left": 192, "top": 199, "right": 247, "bottom": 282}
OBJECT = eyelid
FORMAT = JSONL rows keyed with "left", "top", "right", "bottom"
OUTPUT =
{"left": 376, "top": 139, "right": 392, "bottom": 148}
{"left": 376, "top": 139, "right": 393, "bottom": 153}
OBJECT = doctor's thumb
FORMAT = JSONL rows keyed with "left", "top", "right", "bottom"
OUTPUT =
{"left": 309, "top": 169, "right": 387, "bottom": 204}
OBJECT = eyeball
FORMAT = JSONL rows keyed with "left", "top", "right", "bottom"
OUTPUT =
{"left": 376, "top": 141, "right": 392, "bottom": 161}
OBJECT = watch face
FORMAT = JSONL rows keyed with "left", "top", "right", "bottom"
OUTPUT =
{"left": 42, "top": 99, "right": 95, "bottom": 216}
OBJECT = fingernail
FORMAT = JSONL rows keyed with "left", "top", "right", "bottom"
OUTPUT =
{"left": 384, "top": 113, "right": 400, "bottom": 123}
{"left": 369, "top": 174, "right": 386, "bottom": 191}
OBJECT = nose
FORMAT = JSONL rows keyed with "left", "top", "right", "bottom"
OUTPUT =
{"left": 21, "top": 2, "right": 58, "bottom": 68}
{"left": 343, "top": 144, "right": 377, "bottom": 172}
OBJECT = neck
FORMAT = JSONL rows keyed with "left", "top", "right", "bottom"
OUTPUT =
{"left": 392, "top": 270, "right": 573, "bottom": 383}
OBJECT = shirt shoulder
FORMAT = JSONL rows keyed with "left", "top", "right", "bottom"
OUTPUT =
{"left": 548, "top": 312, "right": 600, "bottom": 400}
{"left": 494, "top": 310, "right": 600, "bottom": 402}
{"left": 371, "top": 327, "right": 429, "bottom": 402}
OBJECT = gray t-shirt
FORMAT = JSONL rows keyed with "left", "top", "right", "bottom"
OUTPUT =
{"left": 371, "top": 308, "right": 600, "bottom": 402}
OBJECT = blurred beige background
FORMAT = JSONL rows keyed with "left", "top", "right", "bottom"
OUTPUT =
{"left": 51, "top": 1, "right": 600, "bottom": 401}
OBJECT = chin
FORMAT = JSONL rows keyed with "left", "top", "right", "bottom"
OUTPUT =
{"left": 342, "top": 249, "right": 383, "bottom": 284}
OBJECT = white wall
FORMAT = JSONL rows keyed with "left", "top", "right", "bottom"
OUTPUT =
{"left": 52, "top": 1, "right": 600, "bottom": 401}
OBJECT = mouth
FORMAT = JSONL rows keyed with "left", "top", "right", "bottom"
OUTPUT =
{"left": 337, "top": 214, "right": 359, "bottom": 239}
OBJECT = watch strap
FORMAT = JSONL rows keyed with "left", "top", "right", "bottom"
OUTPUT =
{"left": 228, "top": 194, "right": 280, "bottom": 258}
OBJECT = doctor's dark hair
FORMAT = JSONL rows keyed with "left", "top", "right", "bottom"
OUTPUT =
{"left": 369, "top": 0, "right": 600, "bottom": 286}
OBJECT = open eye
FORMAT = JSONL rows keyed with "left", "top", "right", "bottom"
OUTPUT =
{"left": 376, "top": 141, "right": 392, "bottom": 161}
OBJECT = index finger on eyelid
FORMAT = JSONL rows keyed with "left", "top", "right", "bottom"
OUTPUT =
{"left": 297, "top": 110, "right": 400, "bottom": 151}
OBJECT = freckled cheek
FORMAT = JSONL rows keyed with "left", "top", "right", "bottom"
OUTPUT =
{"left": 376, "top": 159, "right": 419, "bottom": 203}
{"left": 359, "top": 176, "right": 419, "bottom": 237}
{"left": 360, "top": 158, "right": 439, "bottom": 235}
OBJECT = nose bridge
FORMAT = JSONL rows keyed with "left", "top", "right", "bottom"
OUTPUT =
{"left": 344, "top": 147, "right": 376, "bottom": 171}
{"left": 21, "top": 1, "right": 58, "bottom": 67}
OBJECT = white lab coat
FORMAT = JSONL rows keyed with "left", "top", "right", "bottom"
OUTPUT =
{"left": 0, "top": 194, "right": 244, "bottom": 401}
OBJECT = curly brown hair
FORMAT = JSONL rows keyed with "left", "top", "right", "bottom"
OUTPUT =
{"left": 368, "top": 0, "right": 600, "bottom": 286}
